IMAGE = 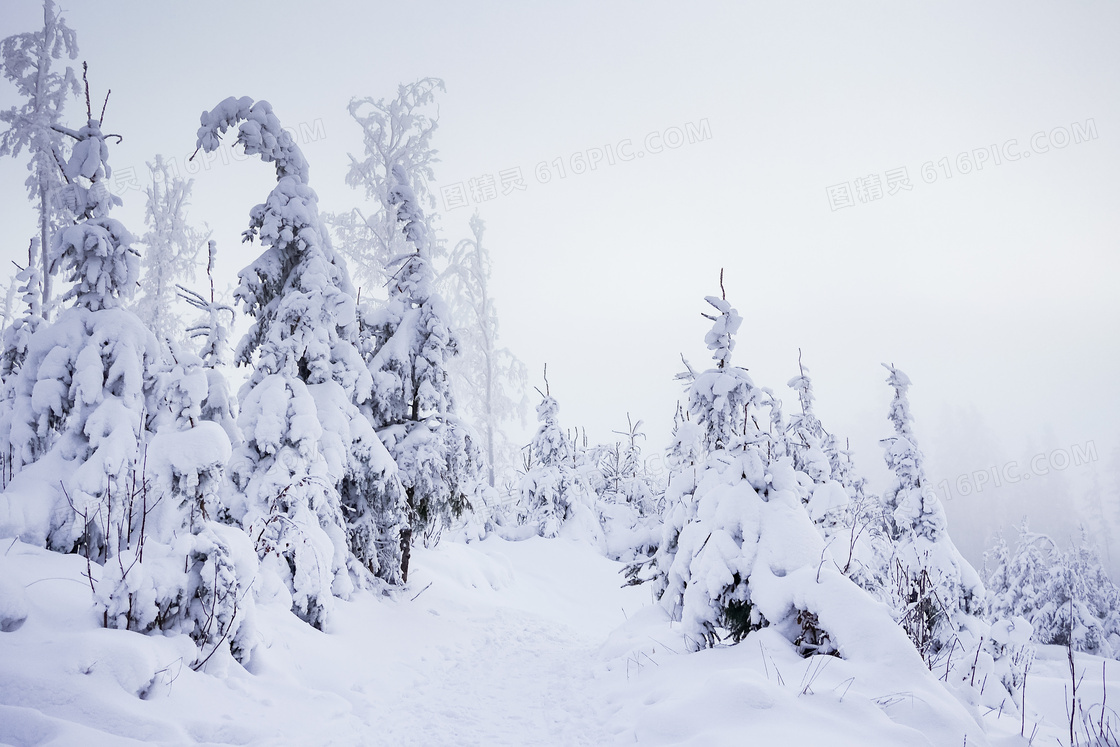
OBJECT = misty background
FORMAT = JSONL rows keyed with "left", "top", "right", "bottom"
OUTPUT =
{"left": 1, "top": 0, "right": 1117, "bottom": 574}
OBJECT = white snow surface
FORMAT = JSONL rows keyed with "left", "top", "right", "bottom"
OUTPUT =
{"left": 0, "top": 533, "right": 1104, "bottom": 746}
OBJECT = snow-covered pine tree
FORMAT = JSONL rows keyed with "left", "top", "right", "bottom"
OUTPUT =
{"left": 786, "top": 357, "right": 848, "bottom": 533}
{"left": 985, "top": 519, "right": 1055, "bottom": 625}
{"left": 176, "top": 241, "right": 239, "bottom": 448}
{"left": 0, "top": 82, "right": 161, "bottom": 561}
{"left": 595, "top": 415, "right": 663, "bottom": 561}
{"left": 0, "top": 240, "right": 44, "bottom": 382}
{"left": 517, "top": 370, "right": 601, "bottom": 543}
{"left": 0, "top": 242, "right": 44, "bottom": 488}
{"left": 880, "top": 363, "right": 984, "bottom": 660}
{"left": 651, "top": 290, "right": 836, "bottom": 652}
{"left": 0, "top": 0, "right": 79, "bottom": 320}
{"left": 441, "top": 212, "right": 528, "bottom": 489}
{"left": 1026, "top": 526, "right": 1120, "bottom": 658}
{"left": 134, "top": 155, "right": 205, "bottom": 342}
{"left": 787, "top": 358, "right": 891, "bottom": 602}
{"left": 194, "top": 97, "right": 407, "bottom": 626}
{"left": 347, "top": 81, "right": 482, "bottom": 545}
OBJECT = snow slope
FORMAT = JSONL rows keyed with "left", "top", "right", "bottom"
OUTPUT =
{"left": 0, "top": 534, "right": 1111, "bottom": 745}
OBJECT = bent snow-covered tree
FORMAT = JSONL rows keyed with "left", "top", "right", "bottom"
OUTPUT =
{"left": 0, "top": 0, "right": 79, "bottom": 319}
{"left": 194, "top": 96, "right": 408, "bottom": 627}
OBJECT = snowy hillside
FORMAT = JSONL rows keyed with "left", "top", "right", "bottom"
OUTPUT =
{"left": 0, "top": 534, "right": 1114, "bottom": 746}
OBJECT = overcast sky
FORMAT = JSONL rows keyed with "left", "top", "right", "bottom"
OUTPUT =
{"left": 2, "top": 0, "right": 1118, "bottom": 569}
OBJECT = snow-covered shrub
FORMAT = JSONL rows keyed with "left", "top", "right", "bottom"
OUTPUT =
{"left": 593, "top": 417, "right": 663, "bottom": 561}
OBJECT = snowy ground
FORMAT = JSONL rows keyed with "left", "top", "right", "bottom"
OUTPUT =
{"left": 0, "top": 534, "right": 1113, "bottom": 746}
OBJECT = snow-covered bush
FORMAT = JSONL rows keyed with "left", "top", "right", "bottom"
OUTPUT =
{"left": 592, "top": 416, "right": 663, "bottom": 561}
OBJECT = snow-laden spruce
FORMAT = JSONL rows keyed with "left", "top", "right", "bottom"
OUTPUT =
{"left": 519, "top": 383, "right": 602, "bottom": 546}
{"left": 0, "top": 97, "right": 255, "bottom": 668}
{"left": 0, "top": 243, "right": 45, "bottom": 386}
{"left": 650, "top": 292, "right": 904, "bottom": 660}
{"left": 987, "top": 521, "right": 1120, "bottom": 659}
{"left": 194, "top": 96, "right": 408, "bottom": 626}
{"left": 786, "top": 360, "right": 891, "bottom": 603}
{"left": 877, "top": 366, "right": 1035, "bottom": 712}
{"left": 879, "top": 363, "right": 985, "bottom": 659}
{"left": 0, "top": 0, "right": 79, "bottom": 319}
{"left": 345, "top": 83, "right": 482, "bottom": 546}
{"left": 0, "top": 103, "right": 154, "bottom": 553}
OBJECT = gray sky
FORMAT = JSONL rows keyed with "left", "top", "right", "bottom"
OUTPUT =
{"left": 2, "top": 0, "right": 1118, "bottom": 568}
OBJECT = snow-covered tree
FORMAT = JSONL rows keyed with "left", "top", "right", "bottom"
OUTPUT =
{"left": 0, "top": 90, "right": 160, "bottom": 559}
{"left": 348, "top": 82, "right": 482, "bottom": 545}
{"left": 194, "top": 96, "right": 407, "bottom": 626}
{"left": 992, "top": 522, "right": 1120, "bottom": 659}
{"left": 96, "top": 338, "right": 255, "bottom": 668}
{"left": 650, "top": 292, "right": 841, "bottom": 654}
{"left": 880, "top": 363, "right": 984, "bottom": 660}
{"left": 593, "top": 415, "right": 664, "bottom": 561}
{"left": 134, "top": 155, "right": 206, "bottom": 342}
{"left": 332, "top": 77, "right": 444, "bottom": 292}
{"left": 441, "top": 213, "right": 528, "bottom": 488}
{"left": 0, "top": 241, "right": 45, "bottom": 382}
{"left": 0, "top": 89, "right": 252, "bottom": 666}
{"left": 519, "top": 374, "right": 601, "bottom": 544}
{"left": 787, "top": 359, "right": 890, "bottom": 602}
{"left": 0, "top": 0, "right": 79, "bottom": 319}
